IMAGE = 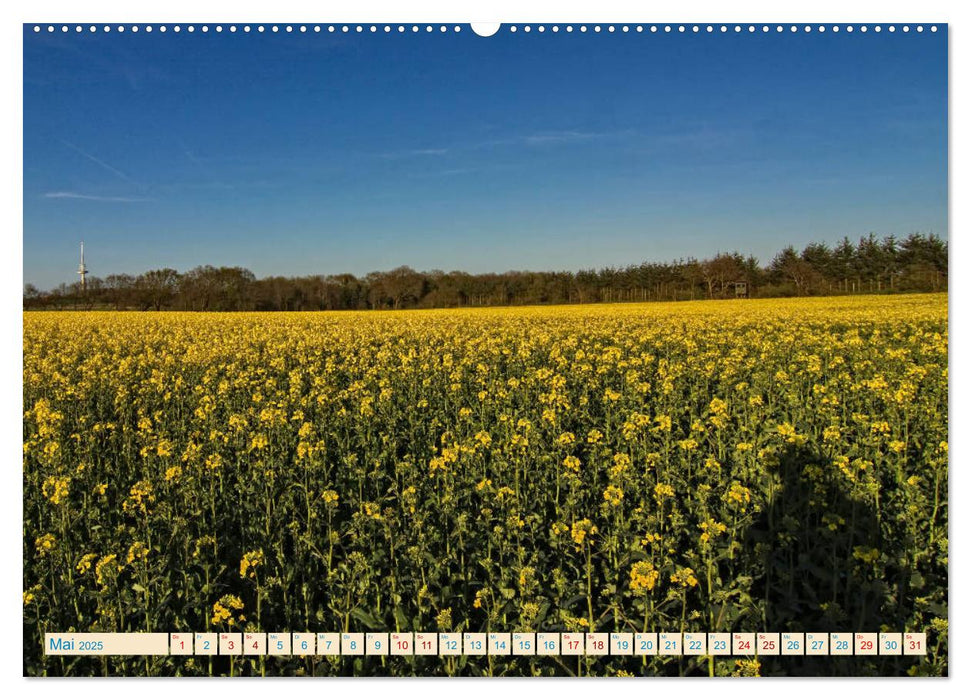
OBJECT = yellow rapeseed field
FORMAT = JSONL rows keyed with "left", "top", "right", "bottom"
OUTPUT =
{"left": 23, "top": 294, "right": 948, "bottom": 676}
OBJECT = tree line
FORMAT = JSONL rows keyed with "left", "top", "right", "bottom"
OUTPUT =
{"left": 24, "top": 232, "right": 947, "bottom": 311}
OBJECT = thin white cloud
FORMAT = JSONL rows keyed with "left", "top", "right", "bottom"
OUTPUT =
{"left": 408, "top": 167, "right": 479, "bottom": 179}
{"left": 60, "top": 139, "right": 135, "bottom": 183}
{"left": 183, "top": 148, "right": 204, "bottom": 166}
{"left": 522, "top": 130, "right": 602, "bottom": 145}
{"left": 378, "top": 148, "right": 450, "bottom": 160}
{"left": 474, "top": 129, "right": 635, "bottom": 150}
{"left": 43, "top": 191, "right": 151, "bottom": 202}
{"left": 370, "top": 130, "right": 631, "bottom": 161}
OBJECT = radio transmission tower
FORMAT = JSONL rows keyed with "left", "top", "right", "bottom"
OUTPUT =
{"left": 77, "top": 241, "right": 88, "bottom": 291}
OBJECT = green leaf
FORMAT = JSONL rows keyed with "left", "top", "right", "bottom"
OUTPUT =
{"left": 349, "top": 607, "right": 384, "bottom": 630}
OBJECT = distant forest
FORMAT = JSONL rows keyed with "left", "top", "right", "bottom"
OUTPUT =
{"left": 24, "top": 233, "right": 947, "bottom": 311}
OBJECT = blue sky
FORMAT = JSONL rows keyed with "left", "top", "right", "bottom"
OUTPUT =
{"left": 23, "top": 25, "right": 947, "bottom": 289}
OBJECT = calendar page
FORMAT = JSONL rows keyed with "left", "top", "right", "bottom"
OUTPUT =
{"left": 20, "top": 3, "right": 948, "bottom": 680}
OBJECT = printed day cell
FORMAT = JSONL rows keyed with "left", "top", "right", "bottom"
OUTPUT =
{"left": 855, "top": 633, "right": 878, "bottom": 656}
{"left": 634, "top": 632, "right": 658, "bottom": 656}
{"left": 415, "top": 633, "right": 438, "bottom": 656}
{"left": 683, "top": 632, "right": 706, "bottom": 656}
{"left": 561, "top": 632, "right": 584, "bottom": 656}
{"left": 537, "top": 632, "right": 560, "bottom": 656}
{"left": 585, "top": 633, "right": 608, "bottom": 656}
{"left": 170, "top": 633, "right": 193, "bottom": 656}
{"left": 879, "top": 632, "right": 903, "bottom": 655}
{"left": 805, "top": 633, "right": 829, "bottom": 656}
{"left": 342, "top": 633, "right": 364, "bottom": 656}
{"left": 513, "top": 632, "right": 535, "bottom": 656}
{"left": 610, "top": 632, "right": 633, "bottom": 656}
{"left": 708, "top": 633, "right": 731, "bottom": 656}
{"left": 243, "top": 632, "right": 266, "bottom": 656}
{"left": 391, "top": 632, "right": 413, "bottom": 656}
{"left": 366, "top": 632, "right": 389, "bottom": 656}
{"left": 732, "top": 632, "right": 755, "bottom": 655}
{"left": 316, "top": 633, "right": 339, "bottom": 656}
{"left": 268, "top": 633, "right": 290, "bottom": 656}
{"left": 781, "top": 633, "right": 804, "bottom": 656}
{"left": 194, "top": 633, "right": 217, "bottom": 656}
{"left": 463, "top": 633, "right": 487, "bottom": 655}
{"left": 439, "top": 633, "right": 462, "bottom": 656}
{"left": 488, "top": 632, "right": 511, "bottom": 655}
{"left": 830, "top": 633, "right": 853, "bottom": 656}
{"left": 219, "top": 633, "right": 242, "bottom": 656}
{"left": 659, "top": 632, "right": 681, "bottom": 655}
{"left": 757, "top": 632, "right": 780, "bottom": 656}
{"left": 293, "top": 633, "right": 316, "bottom": 655}
{"left": 904, "top": 632, "right": 927, "bottom": 656}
